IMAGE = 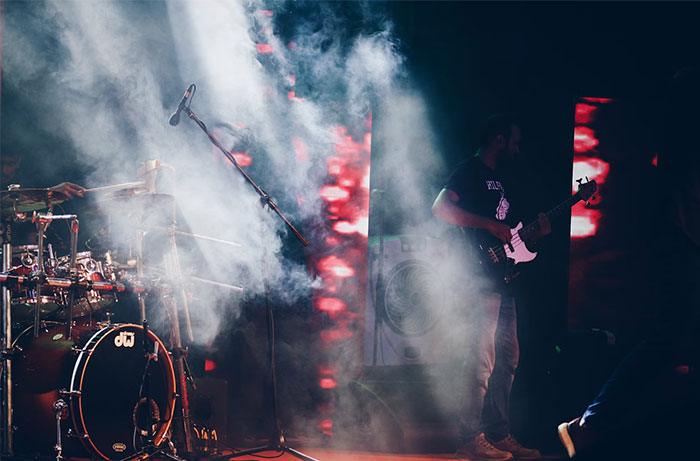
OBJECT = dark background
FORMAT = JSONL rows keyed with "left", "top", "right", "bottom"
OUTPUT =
{"left": 3, "top": 0, "right": 700, "bottom": 455}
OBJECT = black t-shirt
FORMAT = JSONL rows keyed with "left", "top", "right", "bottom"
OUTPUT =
{"left": 445, "top": 155, "right": 516, "bottom": 226}
{"left": 443, "top": 155, "right": 518, "bottom": 292}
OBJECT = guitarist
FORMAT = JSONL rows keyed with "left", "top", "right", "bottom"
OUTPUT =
{"left": 432, "top": 114, "right": 549, "bottom": 461}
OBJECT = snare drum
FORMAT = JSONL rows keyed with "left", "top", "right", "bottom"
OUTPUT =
{"left": 12, "top": 322, "right": 176, "bottom": 459}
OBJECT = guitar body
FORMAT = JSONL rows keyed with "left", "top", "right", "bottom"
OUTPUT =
{"left": 505, "top": 222, "right": 537, "bottom": 264}
{"left": 462, "top": 226, "right": 525, "bottom": 283}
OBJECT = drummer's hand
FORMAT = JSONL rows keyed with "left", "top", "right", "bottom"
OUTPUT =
{"left": 50, "top": 182, "right": 86, "bottom": 199}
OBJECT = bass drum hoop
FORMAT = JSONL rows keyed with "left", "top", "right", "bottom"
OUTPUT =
{"left": 69, "top": 323, "right": 176, "bottom": 459}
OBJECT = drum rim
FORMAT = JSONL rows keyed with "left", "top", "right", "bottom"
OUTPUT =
{"left": 69, "top": 323, "right": 176, "bottom": 460}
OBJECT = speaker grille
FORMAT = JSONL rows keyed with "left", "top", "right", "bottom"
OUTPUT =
{"left": 381, "top": 259, "right": 444, "bottom": 337}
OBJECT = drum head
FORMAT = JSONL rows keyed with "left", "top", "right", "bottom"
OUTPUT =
{"left": 74, "top": 324, "right": 176, "bottom": 459}
{"left": 12, "top": 323, "right": 176, "bottom": 460}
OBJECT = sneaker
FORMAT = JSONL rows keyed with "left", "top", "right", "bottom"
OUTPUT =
{"left": 489, "top": 434, "right": 541, "bottom": 459}
{"left": 455, "top": 433, "right": 514, "bottom": 460}
{"left": 557, "top": 417, "right": 598, "bottom": 458}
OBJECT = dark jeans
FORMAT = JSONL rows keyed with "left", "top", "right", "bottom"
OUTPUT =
{"left": 582, "top": 226, "right": 700, "bottom": 432}
{"left": 459, "top": 292, "right": 519, "bottom": 442}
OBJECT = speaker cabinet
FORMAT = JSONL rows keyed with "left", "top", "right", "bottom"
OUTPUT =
{"left": 365, "top": 235, "right": 452, "bottom": 366}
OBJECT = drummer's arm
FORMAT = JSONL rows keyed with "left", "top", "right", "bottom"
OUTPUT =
{"left": 49, "top": 182, "right": 86, "bottom": 198}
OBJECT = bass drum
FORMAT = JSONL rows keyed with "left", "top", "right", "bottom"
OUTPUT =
{"left": 12, "top": 322, "right": 176, "bottom": 460}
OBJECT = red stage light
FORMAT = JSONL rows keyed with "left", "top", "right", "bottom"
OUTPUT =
{"left": 574, "top": 126, "right": 600, "bottom": 153}
{"left": 317, "top": 255, "right": 355, "bottom": 278}
{"left": 319, "top": 185, "right": 350, "bottom": 203}
{"left": 326, "top": 156, "right": 348, "bottom": 175}
{"left": 319, "top": 378, "right": 337, "bottom": 389}
{"left": 575, "top": 104, "right": 598, "bottom": 124}
{"left": 317, "top": 419, "right": 333, "bottom": 437}
{"left": 581, "top": 97, "right": 613, "bottom": 104}
{"left": 230, "top": 153, "right": 252, "bottom": 167}
{"left": 204, "top": 360, "right": 217, "bottom": 372}
{"left": 317, "top": 297, "right": 347, "bottom": 314}
{"left": 333, "top": 217, "right": 369, "bottom": 237}
{"left": 257, "top": 44, "right": 274, "bottom": 54}
{"left": 571, "top": 208, "right": 601, "bottom": 238}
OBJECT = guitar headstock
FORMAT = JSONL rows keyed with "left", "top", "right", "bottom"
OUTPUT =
{"left": 576, "top": 177, "right": 597, "bottom": 202}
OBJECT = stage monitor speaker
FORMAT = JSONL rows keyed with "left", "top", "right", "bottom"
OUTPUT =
{"left": 364, "top": 235, "right": 452, "bottom": 366}
{"left": 190, "top": 378, "right": 229, "bottom": 442}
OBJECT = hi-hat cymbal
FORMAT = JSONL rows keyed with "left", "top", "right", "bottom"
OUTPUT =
{"left": 1, "top": 188, "right": 70, "bottom": 213}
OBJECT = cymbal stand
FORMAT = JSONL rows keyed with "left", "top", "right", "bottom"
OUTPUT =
{"left": 65, "top": 217, "right": 79, "bottom": 339}
{"left": 1, "top": 242, "right": 13, "bottom": 457}
{"left": 179, "top": 95, "right": 315, "bottom": 461}
{"left": 163, "top": 244, "right": 195, "bottom": 456}
{"left": 33, "top": 217, "right": 49, "bottom": 338}
{"left": 136, "top": 229, "right": 148, "bottom": 324}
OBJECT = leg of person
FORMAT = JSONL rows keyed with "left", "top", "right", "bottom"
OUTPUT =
{"left": 557, "top": 338, "right": 670, "bottom": 458}
{"left": 455, "top": 292, "right": 513, "bottom": 461}
{"left": 559, "top": 229, "right": 700, "bottom": 458}
{"left": 482, "top": 295, "right": 540, "bottom": 460}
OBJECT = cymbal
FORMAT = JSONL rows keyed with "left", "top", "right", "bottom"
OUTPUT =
{"left": 1, "top": 188, "right": 70, "bottom": 213}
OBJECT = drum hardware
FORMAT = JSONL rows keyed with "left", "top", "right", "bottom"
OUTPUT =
{"left": 66, "top": 428, "right": 89, "bottom": 439}
{"left": 1, "top": 242, "right": 12, "bottom": 457}
{"left": 0, "top": 272, "right": 146, "bottom": 294}
{"left": 53, "top": 399, "right": 69, "bottom": 461}
{"left": 58, "top": 389, "right": 82, "bottom": 397}
{"left": 176, "top": 95, "right": 314, "bottom": 461}
{"left": 34, "top": 216, "right": 49, "bottom": 337}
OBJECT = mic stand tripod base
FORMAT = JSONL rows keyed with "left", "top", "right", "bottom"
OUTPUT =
{"left": 209, "top": 429, "right": 318, "bottom": 461}
{"left": 119, "top": 443, "right": 187, "bottom": 461}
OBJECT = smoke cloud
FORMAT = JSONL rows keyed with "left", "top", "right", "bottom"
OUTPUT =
{"left": 2, "top": 0, "right": 485, "bottom": 449}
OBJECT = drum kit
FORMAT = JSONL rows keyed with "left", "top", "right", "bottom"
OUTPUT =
{"left": 2, "top": 90, "right": 315, "bottom": 461}
{"left": 0, "top": 162, "right": 243, "bottom": 461}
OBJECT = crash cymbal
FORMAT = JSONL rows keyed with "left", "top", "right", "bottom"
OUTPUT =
{"left": 1, "top": 188, "right": 70, "bottom": 213}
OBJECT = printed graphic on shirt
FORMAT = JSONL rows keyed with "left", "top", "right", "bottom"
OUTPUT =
{"left": 486, "top": 180, "right": 509, "bottom": 220}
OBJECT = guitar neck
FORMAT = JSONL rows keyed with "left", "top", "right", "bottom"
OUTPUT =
{"left": 518, "top": 192, "right": 583, "bottom": 241}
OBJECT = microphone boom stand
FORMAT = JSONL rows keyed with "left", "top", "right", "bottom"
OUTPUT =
{"left": 179, "top": 102, "right": 315, "bottom": 461}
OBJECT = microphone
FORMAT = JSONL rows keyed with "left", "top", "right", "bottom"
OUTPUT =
{"left": 168, "top": 84, "right": 195, "bottom": 126}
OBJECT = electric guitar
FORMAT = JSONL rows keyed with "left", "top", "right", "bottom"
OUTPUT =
{"left": 464, "top": 178, "right": 597, "bottom": 282}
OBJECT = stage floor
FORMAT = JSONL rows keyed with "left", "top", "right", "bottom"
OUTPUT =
{"left": 205, "top": 448, "right": 567, "bottom": 461}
